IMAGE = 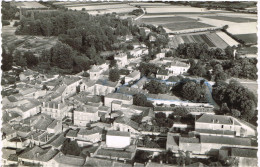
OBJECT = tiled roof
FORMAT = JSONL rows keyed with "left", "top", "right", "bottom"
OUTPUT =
{"left": 114, "top": 117, "right": 139, "bottom": 130}
{"left": 78, "top": 127, "right": 102, "bottom": 136}
{"left": 117, "top": 87, "right": 148, "bottom": 95}
{"left": 231, "top": 148, "right": 257, "bottom": 158}
{"left": 96, "top": 148, "right": 134, "bottom": 159}
{"left": 66, "top": 129, "right": 78, "bottom": 138}
{"left": 53, "top": 152, "right": 86, "bottom": 166}
{"left": 33, "top": 115, "right": 54, "bottom": 130}
{"left": 48, "top": 133, "right": 66, "bottom": 148}
{"left": 146, "top": 93, "right": 180, "bottom": 101}
{"left": 107, "top": 130, "right": 130, "bottom": 137}
{"left": 19, "top": 146, "right": 58, "bottom": 162}
{"left": 196, "top": 129, "right": 235, "bottom": 135}
{"left": 2, "top": 148, "right": 16, "bottom": 160}
{"left": 106, "top": 93, "right": 133, "bottom": 101}
{"left": 180, "top": 137, "right": 200, "bottom": 144}
{"left": 85, "top": 157, "right": 114, "bottom": 167}
{"left": 166, "top": 61, "right": 189, "bottom": 67}
{"left": 157, "top": 69, "right": 169, "bottom": 76}
{"left": 89, "top": 65, "right": 101, "bottom": 72}
{"left": 19, "top": 88, "right": 37, "bottom": 96}
{"left": 200, "top": 135, "right": 252, "bottom": 146}
{"left": 196, "top": 114, "right": 239, "bottom": 125}
{"left": 6, "top": 95, "right": 18, "bottom": 102}
{"left": 95, "top": 79, "right": 118, "bottom": 87}
{"left": 75, "top": 105, "right": 98, "bottom": 113}
{"left": 126, "top": 70, "right": 140, "bottom": 78}
{"left": 47, "top": 120, "right": 60, "bottom": 129}
{"left": 63, "top": 76, "right": 81, "bottom": 86}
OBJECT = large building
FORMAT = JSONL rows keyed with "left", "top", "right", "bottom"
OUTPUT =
{"left": 73, "top": 105, "right": 99, "bottom": 126}
{"left": 106, "top": 130, "right": 131, "bottom": 148}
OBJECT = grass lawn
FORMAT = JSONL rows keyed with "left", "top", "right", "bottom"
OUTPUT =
{"left": 141, "top": 16, "right": 197, "bottom": 24}
{"left": 234, "top": 33, "right": 257, "bottom": 44}
{"left": 203, "top": 16, "right": 257, "bottom": 23}
{"left": 162, "top": 21, "right": 213, "bottom": 31}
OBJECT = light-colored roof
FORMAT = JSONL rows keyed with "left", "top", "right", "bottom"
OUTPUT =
{"left": 53, "top": 152, "right": 86, "bottom": 166}
{"left": 95, "top": 79, "right": 118, "bottom": 87}
{"left": 126, "top": 70, "right": 140, "bottom": 78}
{"left": 117, "top": 87, "right": 148, "bottom": 95}
{"left": 75, "top": 105, "right": 98, "bottom": 113}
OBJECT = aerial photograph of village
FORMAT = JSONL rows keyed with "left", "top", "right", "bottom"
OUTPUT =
{"left": 1, "top": 1, "right": 258, "bottom": 167}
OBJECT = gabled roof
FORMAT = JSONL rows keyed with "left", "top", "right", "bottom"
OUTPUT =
{"left": 196, "top": 114, "right": 239, "bottom": 125}
{"left": 157, "top": 69, "right": 169, "bottom": 76}
{"left": 19, "top": 146, "right": 58, "bottom": 162}
{"left": 117, "top": 87, "right": 148, "bottom": 96}
{"left": 78, "top": 127, "right": 102, "bottom": 136}
{"left": 180, "top": 137, "right": 200, "bottom": 144}
{"left": 114, "top": 117, "right": 139, "bottom": 130}
{"left": 66, "top": 129, "right": 79, "bottom": 138}
{"left": 53, "top": 152, "right": 86, "bottom": 166}
{"left": 126, "top": 70, "right": 140, "bottom": 78}
{"left": 106, "top": 93, "right": 133, "bottom": 101}
{"left": 200, "top": 135, "right": 252, "bottom": 146}
{"left": 95, "top": 79, "right": 118, "bottom": 87}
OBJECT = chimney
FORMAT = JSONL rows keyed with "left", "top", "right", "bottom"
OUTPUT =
{"left": 36, "top": 153, "right": 39, "bottom": 157}
{"left": 46, "top": 135, "right": 49, "bottom": 141}
{"left": 43, "top": 102, "right": 45, "bottom": 107}
{"left": 58, "top": 103, "right": 60, "bottom": 110}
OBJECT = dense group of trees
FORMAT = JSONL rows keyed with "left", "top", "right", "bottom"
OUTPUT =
{"left": 172, "top": 78, "right": 207, "bottom": 103}
{"left": 188, "top": 57, "right": 257, "bottom": 81}
{"left": 109, "top": 68, "right": 120, "bottom": 82}
{"left": 133, "top": 93, "right": 154, "bottom": 107}
{"left": 168, "top": 43, "right": 235, "bottom": 61}
{"left": 138, "top": 62, "right": 159, "bottom": 77}
{"left": 144, "top": 80, "right": 168, "bottom": 94}
{"left": 2, "top": 2, "right": 19, "bottom": 20}
{"left": 212, "top": 80, "right": 257, "bottom": 120}
{"left": 2, "top": 47, "right": 13, "bottom": 71}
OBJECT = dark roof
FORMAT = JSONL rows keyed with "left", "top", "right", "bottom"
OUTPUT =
{"left": 66, "top": 129, "right": 78, "bottom": 138}
{"left": 196, "top": 129, "right": 235, "bottom": 135}
{"left": 114, "top": 117, "right": 139, "bottom": 130}
{"left": 106, "top": 93, "right": 133, "bottom": 101}
{"left": 96, "top": 148, "right": 134, "bottom": 159}
{"left": 196, "top": 114, "right": 239, "bottom": 125}
{"left": 117, "top": 87, "right": 148, "bottom": 95}
{"left": 231, "top": 148, "right": 257, "bottom": 158}
{"left": 19, "top": 146, "right": 58, "bottom": 162}
{"left": 96, "top": 79, "right": 118, "bottom": 87}
{"left": 157, "top": 69, "right": 169, "bottom": 76}
{"left": 200, "top": 136, "right": 252, "bottom": 146}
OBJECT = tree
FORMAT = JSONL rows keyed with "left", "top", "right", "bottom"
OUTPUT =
{"left": 133, "top": 93, "right": 148, "bottom": 107}
{"left": 13, "top": 51, "right": 27, "bottom": 67}
{"left": 231, "top": 109, "right": 241, "bottom": 117}
{"left": 24, "top": 51, "right": 38, "bottom": 67}
{"left": 109, "top": 68, "right": 120, "bottom": 82}
{"left": 131, "top": 114, "right": 143, "bottom": 124}
{"left": 173, "top": 107, "right": 190, "bottom": 117}
{"left": 50, "top": 42, "right": 74, "bottom": 69}
{"left": 144, "top": 80, "right": 167, "bottom": 94}
{"left": 109, "top": 59, "right": 117, "bottom": 69}
{"left": 1, "top": 47, "right": 13, "bottom": 71}
{"left": 221, "top": 103, "right": 230, "bottom": 114}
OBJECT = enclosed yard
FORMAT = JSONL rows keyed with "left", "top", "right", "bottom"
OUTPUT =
{"left": 234, "top": 33, "right": 257, "bottom": 44}
{"left": 162, "top": 22, "right": 213, "bottom": 31}
{"left": 202, "top": 16, "right": 257, "bottom": 23}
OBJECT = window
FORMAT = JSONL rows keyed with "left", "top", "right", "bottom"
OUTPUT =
{"left": 221, "top": 125, "right": 224, "bottom": 128}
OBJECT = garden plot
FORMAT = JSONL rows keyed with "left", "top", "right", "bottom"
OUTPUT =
{"left": 145, "top": 7, "right": 207, "bottom": 14}
{"left": 67, "top": 4, "right": 136, "bottom": 11}
{"left": 206, "top": 33, "right": 229, "bottom": 49}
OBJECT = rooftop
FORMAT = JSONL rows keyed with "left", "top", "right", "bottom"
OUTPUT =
{"left": 96, "top": 79, "right": 118, "bottom": 87}
{"left": 126, "top": 70, "right": 140, "bottom": 78}
{"left": 231, "top": 148, "right": 257, "bottom": 158}
{"left": 114, "top": 117, "right": 139, "bottom": 130}
{"left": 196, "top": 114, "right": 240, "bottom": 125}
{"left": 107, "top": 130, "right": 130, "bottom": 137}
{"left": 53, "top": 152, "right": 86, "bottom": 166}
{"left": 106, "top": 93, "right": 133, "bottom": 101}
{"left": 200, "top": 135, "right": 253, "bottom": 146}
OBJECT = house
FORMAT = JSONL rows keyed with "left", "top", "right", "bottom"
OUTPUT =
{"left": 156, "top": 53, "right": 165, "bottom": 59}
{"left": 11, "top": 100, "right": 41, "bottom": 119}
{"left": 141, "top": 109, "right": 155, "bottom": 124}
{"left": 47, "top": 120, "right": 62, "bottom": 134}
{"left": 104, "top": 93, "right": 133, "bottom": 109}
{"left": 106, "top": 130, "right": 131, "bottom": 148}
{"left": 89, "top": 65, "right": 102, "bottom": 80}
{"left": 125, "top": 34, "right": 133, "bottom": 41}
{"left": 62, "top": 76, "right": 82, "bottom": 98}
{"left": 131, "top": 77, "right": 148, "bottom": 89}
{"left": 125, "top": 70, "right": 141, "bottom": 83}
{"left": 76, "top": 127, "right": 103, "bottom": 145}
{"left": 79, "top": 78, "right": 95, "bottom": 94}
{"left": 2, "top": 95, "right": 19, "bottom": 108}
{"left": 117, "top": 87, "right": 148, "bottom": 96}
{"left": 156, "top": 69, "right": 169, "bottom": 80}
{"left": 114, "top": 52, "right": 128, "bottom": 68}
{"left": 195, "top": 114, "right": 257, "bottom": 137}
{"left": 2, "top": 123, "right": 17, "bottom": 140}
{"left": 2, "top": 111, "right": 22, "bottom": 124}
{"left": 113, "top": 117, "right": 139, "bottom": 134}
{"left": 19, "top": 69, "right": 38, "bottom": 81}
{"left": 41, "top": 101, "right": 72, "bottom": 120}
{"left": 141, "top": 27, "right": 151, "bottom": 35}
{"left": 120, "top": 104, "right": 152, "bottom": 117}
{"left": 49, "top": 152, "right": 86, "bottom": 167}
{"left": 19, "top": 88, "right": 37, "bottom": 98}
{"left": 2, "top": 148, "right": 18, "bottom": 166}
{"left": 18, "top": 146, "right": 58, "bottom": 167}
{"left": 149, "top": 34, "right": 156, "bottom": 42}
{"left": 165, "top": 61, "right": 190, "bottom": 76}
{"left": 73, "top": 105, "right": 99, "bottom": 127}
{"left": 94, "top": 79, "right": 119, "bottom": 96}
{"left": 130, "top": 48, "right": 143, "bottom": 57}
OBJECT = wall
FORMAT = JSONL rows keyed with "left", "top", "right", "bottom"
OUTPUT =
{"left": 106, "top": 135, "right": 130, "bottom": 148}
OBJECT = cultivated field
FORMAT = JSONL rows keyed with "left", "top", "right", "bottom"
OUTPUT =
{"left": 234, "top": 33, "right": 257, "bottom": 44}
{"left": 140, "top": 16, "right": 197, "bottom": 24}
{"left": 163, "top": 22, "right": 213, "bottom": 31}
{"left": 202, "top": 16, "right": 257, "bottom": 23}
{"left": 169, "top": 31, "right": 238, "bottom": 49}
{"left": 13, "top": 2, "right": 47, "bottom": 9}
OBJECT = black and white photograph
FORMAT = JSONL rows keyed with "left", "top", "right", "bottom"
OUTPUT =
{"left": 1, "top": 1, "right": 258, "bottom": 166}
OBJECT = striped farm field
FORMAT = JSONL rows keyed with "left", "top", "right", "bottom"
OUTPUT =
{"left": 140, "top": 16, "right": 197, "bottom": 24}
{"left": 169, "top": 31, "right": 238, "bottom": 49}
{"left": 216, "top": 32, "right": 239, "bottom": 46}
